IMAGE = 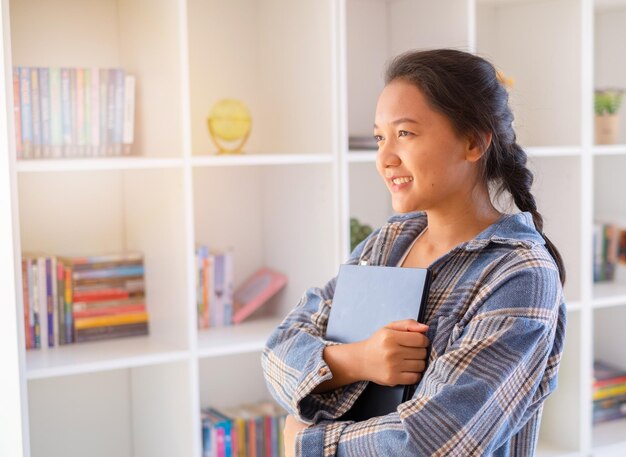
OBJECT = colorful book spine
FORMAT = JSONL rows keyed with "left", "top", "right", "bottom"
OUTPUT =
{"left": 31, "top": 259, "right": 40, "bottom": 348}
{"left": 99, "top": 68, "right": 108, "bottom": 156}
{"left": 91, "top": 67, "right": 100, "bottom": 156}
{"left": 57, "top": 261, "right": 66, "bottom": 345}
{"left": 45, "top": 257, "right": 55, "bottom": 347}
{"left": 30, "top": 68, "right": 42, "bottom": 158}
{"left": 49, "top": 67, "right": 63, "bottom": 158}
{"left": 76, "top": 68, "right": 85, "bottom": 156}
{"left": 73, "top": 304, "right": 146, "bottom": 319}
{"left": 74, "top": 311, "right": 148, "bottom": 330}
{"left": 21, "top": 259, "right": 31, "bottom": 349}
{"left": 83, "top": 68, "right": 92, "bottom": 156}
{"left": 123, "top": 74, "right": 135, "bottom": 155}
{"left": 106, "top": 69, "right": 116, "bottom": 155}
{"left": 39, "top": 67, "right": 51, "bottom": 158}
{"left": 72, "top": 265, "right": 144, "bottom": 280}
{"left": 61, "top": 68, "right": 72, "bottom": 157}
{"left": 19, "top": 67, "right": 33, "bottom": 159}
{"left": 37, "top": 257, "right": 48, "bottom": 348}
{"left": 12, "top": 68, "right": 22, "bottom": 158}
{"left": 65, "top": 265, "right": 73, "bottom": 343}
{"left": 114, "top": 69, "right": 124, "bottom": 156}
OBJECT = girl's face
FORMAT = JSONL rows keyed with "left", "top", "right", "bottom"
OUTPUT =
{"left": 374, "top": 79, "right": 481, "bottom": 214}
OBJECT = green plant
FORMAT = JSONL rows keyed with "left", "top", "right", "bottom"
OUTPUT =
{"left": 350, "top": 217, "right": 373, "bottom": 252}
{"left": 595, "top": 89, "right": 624, "bottom": 115}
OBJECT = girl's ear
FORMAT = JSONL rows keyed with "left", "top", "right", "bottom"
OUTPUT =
{"left": 466, "top": 131, "right": 493, "bottom": 162}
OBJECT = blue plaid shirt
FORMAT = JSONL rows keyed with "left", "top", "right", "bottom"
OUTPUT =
{"left": 262, "top": 211, "right": 567, "bottom": 456}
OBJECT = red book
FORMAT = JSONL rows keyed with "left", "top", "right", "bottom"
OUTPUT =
{"left": 232, "top": 268, "right": 287, "bottom": 324}
{"left": 72, "top": 288, "right": 129, "bottom": 302}
{"left": 73, "top": 304, "right": 146, "bottom": 319}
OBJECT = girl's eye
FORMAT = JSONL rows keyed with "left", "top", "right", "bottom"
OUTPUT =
{"left": 373, "top": 135, "right": 383, "bottom": 142}
{"left": 398, "top": 130, "right": 411, "bottom": 137}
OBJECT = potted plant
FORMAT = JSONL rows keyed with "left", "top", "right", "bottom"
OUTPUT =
{"left": 595, "top": 89, "right": 624, "bottom": 145}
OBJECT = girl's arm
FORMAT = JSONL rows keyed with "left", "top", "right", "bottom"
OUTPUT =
{"left": 261, "top": 229, "right": 380, "bottom": 422}
{"left": 294, "top": 248, "right": 567, "bottom": 457}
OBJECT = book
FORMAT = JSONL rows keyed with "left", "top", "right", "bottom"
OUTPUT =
{"left": 325, "top": 264, "right": 432, "bottom": 421}
{"left": 232, "top": 268, "right": 287, "bottom": 325}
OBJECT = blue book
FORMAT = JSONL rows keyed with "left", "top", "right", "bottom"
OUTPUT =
{"left": 326, "top": 264, "right": 432, "bottom": 421}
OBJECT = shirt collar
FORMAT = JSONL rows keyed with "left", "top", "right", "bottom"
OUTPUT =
{"left": 386, "top": 210, "right": 545, "bottom": 252}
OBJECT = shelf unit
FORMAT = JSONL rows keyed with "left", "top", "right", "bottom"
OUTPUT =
{"left": 2, "top": 0, "right": 626, "bottom": 456}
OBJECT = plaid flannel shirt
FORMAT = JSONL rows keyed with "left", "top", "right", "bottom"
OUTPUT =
{"left": 262, "top": 211, "right": 567, "bottom": 456}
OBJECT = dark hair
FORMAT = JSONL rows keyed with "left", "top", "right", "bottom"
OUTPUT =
{"left": 385, "top": 49, "right": 566, "bottom": 286}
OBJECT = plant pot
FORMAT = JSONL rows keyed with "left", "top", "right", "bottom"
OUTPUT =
{"left": 595, "top": 114, "right": 619, "bottom": 145}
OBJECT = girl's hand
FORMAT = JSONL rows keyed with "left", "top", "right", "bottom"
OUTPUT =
{"left": 284, "top": 415, "right": 310, "bottom": 457}
{"left": 357, "top": 319, "right": 429, "bottom": 386}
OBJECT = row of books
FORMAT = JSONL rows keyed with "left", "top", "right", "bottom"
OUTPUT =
{"left": 593, "top": 359, "right": 626, "bottom": 424}
{"left": 593, "top": 222, "right": 626, "bottom": 282}
{"left": 12, "top": 66, "right": 135, "bottom": 159}
{"left": 202, "top": 401, "right": 286, "bottom": 457}
{"left": 196, "top": 247, "right": 234, "bottom": 329}
{"left": 195, "top": 246, "right": 289, "bottom": 329}
{"left": 21, "top": 252, "right": 148, "bottom": 349}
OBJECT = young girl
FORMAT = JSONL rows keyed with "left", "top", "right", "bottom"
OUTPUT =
{"left": 262, "top": 49, "right": 567, "bottom": 457}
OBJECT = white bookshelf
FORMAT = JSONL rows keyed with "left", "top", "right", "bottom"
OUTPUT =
{"left": 3, "top": 0, "right": 626, "bottom": 456}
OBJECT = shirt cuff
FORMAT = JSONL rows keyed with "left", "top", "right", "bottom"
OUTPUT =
{"left": 294, "top": 339, "right": 368, "bottom": 423}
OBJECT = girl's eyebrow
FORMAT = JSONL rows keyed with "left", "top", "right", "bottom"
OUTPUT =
{"left": 373, "top": 118, "right": 421, "bottom": 129}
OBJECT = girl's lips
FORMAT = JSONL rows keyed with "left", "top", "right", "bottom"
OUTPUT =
{"left": 389, "top": 177, "right": 413, "bottom": 192}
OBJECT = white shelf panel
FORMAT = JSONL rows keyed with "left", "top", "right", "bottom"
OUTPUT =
{"left": 196, "top": 317, "right": 282, "bottom": 359}
{"left": 535, "top": 441, "right": 581, "bottom": 457}
{"left": 26, "top": 337, "right": 189, "bottom": 380}
{"left": 593, "top": 417, "right": 626, "bottom": 453}
{"left": 592, "top": 282, "right": 626, "bottom": 308}
{"left": 347, "top": 150, "right": 377, "bottom": 162}
{"left": 525, "top": 146, "right": 582, "bottom": 157}
{"left": 191, "top": 154, "right": 333, "bottom": 167}
{"left": 592, "top": 145, "right": 626, "bottom": 156}
{"left": 16, "top": 157, "right": 184, "bottom": 173}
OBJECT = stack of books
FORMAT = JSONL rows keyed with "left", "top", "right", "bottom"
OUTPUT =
{"left": 12, "top": 67, "right": 135, "bottom": 159}
{"left": 21, "top": 252, "right": 148, "bottom": 349}
{"left": 593, "top": 222, "right": 626, "bottom": 282}
{"left": 201, "top": 401, "right": 286, "bottom": 457}
{"left": 593, "top": 360, "right": 626, "bottom": 424}
{"left": 196, "top": 246, "right": 234, "bottom": 329}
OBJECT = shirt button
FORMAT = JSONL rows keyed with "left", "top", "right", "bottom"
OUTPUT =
{"left": 318, "top": 367, "right": 329, "bottom": 376}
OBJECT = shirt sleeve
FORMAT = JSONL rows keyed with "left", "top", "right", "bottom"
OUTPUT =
{"left": 261, "top": 229, "right": 381, "bottom": 423}
{"left": 295, "top": 248, "right": 567, "bottom": 457}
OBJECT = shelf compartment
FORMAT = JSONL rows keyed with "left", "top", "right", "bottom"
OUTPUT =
{"left": 346, "top": 0, "right": 470, "bottom": 141}
{"left": 594, "top": 5, "right": 626, "bottom": 146}
{"left": 593, "top": 306, "right": 626, "bottom": 450}
{"left": 348, "top": 161, "right": 392, "bottom": 250}
{"left": 593, "top": 417, "right": 626, "bottom": 453}
{"left": 476, "top": 0, "right": 582, "bottom": 147}
{"left": 191, "top": 153, "right": 333, "bottom": 168}
{"left": 28, "top": 361, "right": 194, "bottom": 457}
{"left": 18, "top": 168, "right": 191, "bottom": 368}
{"left": 192, "top": 163, "right": 338, "bottom": 329}
{"left": 16, "top": 157, "right": 184, "bottom": 173}
{"left": 198, "top": 351, "right": 273, "bottom": 411}
{"left": 523, "top": 156, "right": 582, "bottom": 302}
{"left": 197, "top": 317, "right": 281, "bottom": 358}
{"left": 186, "top": 0, "right": 334, "bottom": 156}
{"left": 9, "top": 0, "right": 184, "bottom": 158}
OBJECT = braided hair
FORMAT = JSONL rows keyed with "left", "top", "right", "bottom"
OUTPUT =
{"left": 385, "top": 49, "right": 566, "bottom": 286}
